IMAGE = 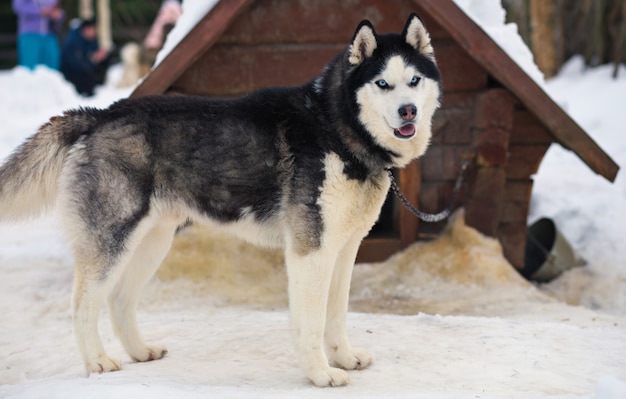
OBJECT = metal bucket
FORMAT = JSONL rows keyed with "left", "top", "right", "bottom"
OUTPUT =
{"left": 523, "top": 218, "right": 583, "bottom": 282}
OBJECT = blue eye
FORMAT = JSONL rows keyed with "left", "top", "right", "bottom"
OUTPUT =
{"left": 375, "top": 79, "right": 389, "bottom": 89}
{"left": 410, "top": 76, "right": 421, "bottom": 86}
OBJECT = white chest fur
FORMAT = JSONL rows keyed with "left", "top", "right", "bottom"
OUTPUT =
{"left": 317, "top": 153, "right": 391, "bottom": 243}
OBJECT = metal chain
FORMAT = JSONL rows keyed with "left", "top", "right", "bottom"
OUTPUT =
{"left": 386, "top": 159, "right": 470, "bottom": 223}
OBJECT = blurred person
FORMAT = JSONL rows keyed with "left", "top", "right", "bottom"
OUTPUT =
{"left": 12, "top": 0, "right": 65, "bottom": 70}
{"left": 143, "top": 0, "right": 182, "bottom": 53}
{"left": 143, "top": 0, "right": 181, "bottom": 65}
{"left": 60, "top": 18, "right": 112, "bottom": 97}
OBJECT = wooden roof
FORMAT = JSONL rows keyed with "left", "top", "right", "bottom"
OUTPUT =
{"left": 131, "top": 0, "right": 619, "bottom": 182}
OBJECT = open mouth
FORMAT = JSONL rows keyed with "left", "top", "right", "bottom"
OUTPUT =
{"left": 393, "top": 124, "right": 416, "bottom": 139}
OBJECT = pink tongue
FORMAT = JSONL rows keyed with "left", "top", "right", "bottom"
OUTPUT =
{"left": 398, "top": 124, "right": 415, "bottom": 136}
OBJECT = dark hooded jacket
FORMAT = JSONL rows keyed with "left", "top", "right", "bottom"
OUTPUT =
{"left": 60, "top": 23, "right": 108, "bottom": 96}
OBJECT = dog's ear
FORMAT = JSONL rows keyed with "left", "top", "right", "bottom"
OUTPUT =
{"left": 402, "top": 13, "right": 435, "bottom": 61}
{"left": 349, "top": 20, "right": 378, "bottom": 66}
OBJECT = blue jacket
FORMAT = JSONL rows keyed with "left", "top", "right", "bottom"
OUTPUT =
{"left": 60, "top": 26, "right": 98, "bottom": 75}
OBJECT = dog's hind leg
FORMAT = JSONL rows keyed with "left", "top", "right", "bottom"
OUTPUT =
{"left": 107, "top": 217, "right": 180, "bottom": 363}
{"left": 325, "top": 233, "right": 372, "bottom": 371}
{"left": 69, "top": 213, "right": 160, "bottom": 374}
{"left": 71, "top": 248, "right": 126, "bottom": 374}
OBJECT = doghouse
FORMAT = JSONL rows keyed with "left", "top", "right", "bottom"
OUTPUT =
{"left": 130, "top": 0, "right": 618, "bottom": 272}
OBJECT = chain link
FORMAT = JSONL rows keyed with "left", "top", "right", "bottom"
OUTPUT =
{"left": 386, "top": 159, "right": 469, "bottom": 223}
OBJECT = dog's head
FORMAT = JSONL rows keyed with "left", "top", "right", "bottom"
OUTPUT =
{"left": 347, "top": 14, "right": 442, "bottom": 167}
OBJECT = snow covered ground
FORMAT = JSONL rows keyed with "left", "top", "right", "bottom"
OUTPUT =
{"left": 1, "top": 2, "right": 626, "bottom": 398}
{"left": 530, "top": 58, "right": 626, "bottom": 315}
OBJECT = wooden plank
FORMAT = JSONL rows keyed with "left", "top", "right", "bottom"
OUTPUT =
{"left": 475, "top": 128, "right": 509, "bottom": 166}
{"left": 505, "top": 144, "right": 550, "bottom": 179}
{"left": 498, "top": 222, "right": 527, "bottom": 270}
{"left": 465, "top": 166, "right": 506, "bottom": 236}
{"left": 417, "top": 178, "right": 467, "bottom": 238}
{"left": 510, "top": 109, "right": 554, "bottom": 144}
{"left": 357, "top": 238, "right": 403, "bottom": 263}
{"left": 431, "top": 108, "right": 473, "bottom": 145}
{"left": 418, "top": 181, "right": 440, "bottom": 214}
{"left": 504, "top": 180, "right": 533, "bottom": 201}
{"left": 419, "top": 181, "right": 466, "bottom": 210}
{"left": 398, "top": 161, "right": 421, "bottom": 246}
{"left": 440, "top": 92, "right": 476, "bottom": 108}
{"left": 171, "top": 43, "right": 342, "bottom": 96}
{"left": 414, "top": 0, "right": 619, "bottom": 182}
{"left": 220, "top": 0, "right": 451, "bottom": 44}
{"left": 130, "top": 0, "right": 255, "bottom": 98}
{"left": 499, "top": 200, "right": 529, "bottom": 223}
{"left": 414, "top": 181, "right": 438, "bottom": 238}
{"left": 174, "top": 39, "right": 486, "bottom": 95}
{"left": 435, "top": 42, "right": 489, "bottom": 92}
{"left": 500, "top": 180, "right": 533, "bottom": 222}
{"left": 420, "top": 146, "right": 443, "bottom": 181}
{"left": 429, "top": 114, "right": 447, "bottom": 145}
{"left": 421, "top": 145, "right": 471, "bottom": 180}
{"left": 472, "top": 89, "right": 514, "bottom": 167}
{"left": 473, "top": 89, "right": 515, "bottom": 129}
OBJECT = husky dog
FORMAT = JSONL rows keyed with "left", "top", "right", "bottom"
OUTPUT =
{"left": 0, "top": 14, "right": 441, "bottom": 386}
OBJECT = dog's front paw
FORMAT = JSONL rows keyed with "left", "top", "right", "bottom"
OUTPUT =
{"left": 131, "top": 344, "right": 168, "bottom": 362}
{"left": 331, "top": 347, "right": 372, "bottom": 370}
{"left": 86, "top": 355, "right": 121, "bottom": 374}
{"left": 309, "top": 367, "right": 350, "bottom": 387}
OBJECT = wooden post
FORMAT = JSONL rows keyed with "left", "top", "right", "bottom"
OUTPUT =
{"left": 97, "top": 0, "right": 113, "bottom": 51}
{"left": 530, "top": 0, "right": 562, "bottom": 78}
{"left": 398, "top": 160, "right": 420, "bottom": 246}
{"left": 79, "top": 0, "right": 93, "bottom": 19}
{"left": 78, "top": 0, "right": 112, "bottom": 50}
{"left": 465, "top": 89, "right": 515, "bottom": 236}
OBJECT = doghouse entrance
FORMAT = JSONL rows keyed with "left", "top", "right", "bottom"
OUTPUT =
{"left": 357, "top": 161, "right": 421, "bottom": 262}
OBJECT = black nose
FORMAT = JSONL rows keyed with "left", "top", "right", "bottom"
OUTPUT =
{"left": 398, "top": 104, "right": 417, "bottom": 121}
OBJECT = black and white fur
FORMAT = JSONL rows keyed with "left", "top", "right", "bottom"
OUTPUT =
{"left": 0, "top": 14, "right": 441, "bottom": 387}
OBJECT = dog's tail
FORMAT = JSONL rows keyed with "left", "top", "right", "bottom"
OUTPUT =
{"left": 0, "top": 108, "right": 97, "bottom": 221}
